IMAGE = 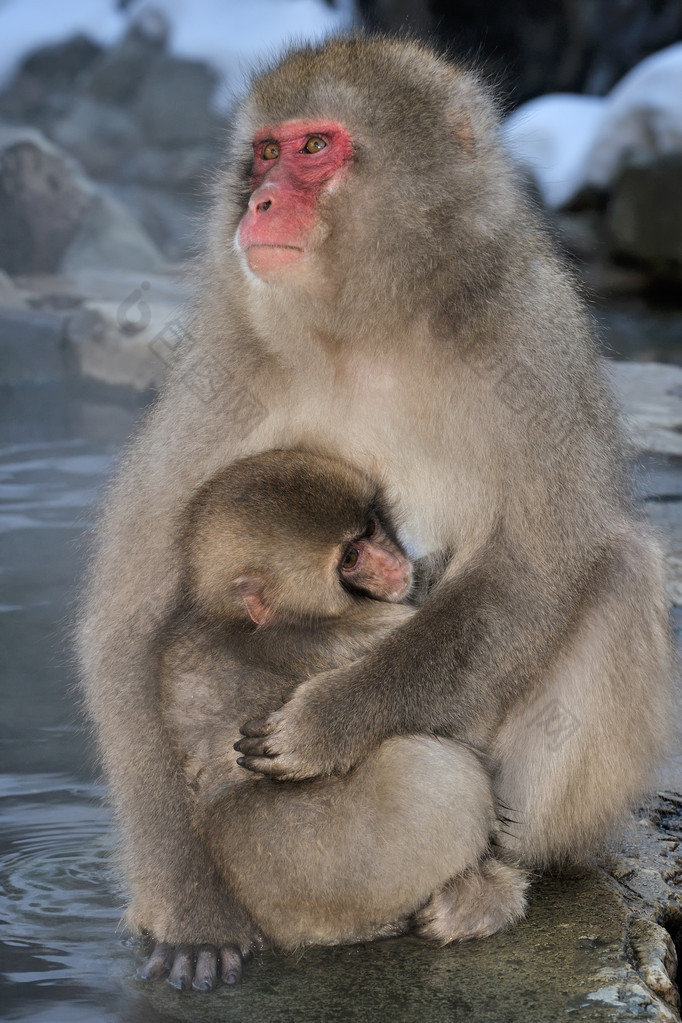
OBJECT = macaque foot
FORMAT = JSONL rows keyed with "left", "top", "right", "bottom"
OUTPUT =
{"left": 374, "top": 917, "right": 412, "bottom": 940}
{"left": 414, "top": 859, "right": 528, "bottom": 944}
{"left": 137, "top": 941, "right": 245, "bottom": 991}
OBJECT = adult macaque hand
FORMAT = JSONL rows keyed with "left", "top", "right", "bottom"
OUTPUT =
{"left": 235, "top": 672, "right": 364, "bottom": 780}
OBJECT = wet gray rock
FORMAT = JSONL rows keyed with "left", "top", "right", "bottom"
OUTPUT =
{"left": 608, "top": 153, "right": 682, "bottom": 276}
{"left": 0, "top": 127, "right": 165, "bottom": 275}
{"left": 0, "top": 19, "right": 225, "bottom": 263}
{"left": 107, "top": 182, "right": 199, "bottom": 262}
{"left": 65, "top": 301, "right": 167, "bottom": 391}
{"left": 607, "top": 361, "right": 682, "bottom": 611}
{"left": 0, "top": 270, "right": 26, "bottom": 308}
{"left": 50, "top": 97, "right": 143, "bottom": 179}
{"left": 61, "top": 192, "right": 166, "bottom": 274}
{"left": 0, "top": 33, "right": 103, "bottom": 123}
{"left": 4, "top": 268, "right": 190, "bottom": 390}
{"left": 0, "top": 126, "right": 92, "bottom": 274}
{"left": 609, "top": 360, "right": 682, "bottom": 457}
{"left": 84, "top": 10, "right": 169, "bottom": 107}
{"left": 0, "top": 306, "right": 73, "bottom": 384}
{"left": 18, "top": 33, "right": 103, "bottom": 88}
{"left": 132, "top": 56, "right": 220, "bottom": 147}
{"left": 118, "top": 143, "right": 216, "bottom": 190}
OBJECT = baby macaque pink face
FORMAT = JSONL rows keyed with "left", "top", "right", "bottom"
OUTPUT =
{"left": 237, "top": 121, "right": 353, "bottom": 280}
{"left": 338, "top": 518, "right": 412, "bottom": 603}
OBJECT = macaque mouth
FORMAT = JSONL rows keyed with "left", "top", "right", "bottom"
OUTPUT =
{"left": 244, "top": 243, "right": 305, "bottom": 277}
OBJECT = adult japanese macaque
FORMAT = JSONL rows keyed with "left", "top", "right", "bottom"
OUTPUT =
{"left": 79, "top": 35, "right": 674, "bottom": 991}
{"left": 155, "top": 449, "right": 497, "bottom": 988}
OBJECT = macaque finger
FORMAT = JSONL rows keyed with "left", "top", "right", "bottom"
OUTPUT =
{"left": 167, "top": 945, "right": 195, "bottom": 990}
{"left": 239, "top": 717, "right": 276, "bottom": 738}
{"left": 239, "top": 752, "right": 316, "bottom": 781}
{"left": 234, "top": 736, "right": 274, "bottom": 757}
{"left": 220, "top": 945, "right": 244, "bottom": 985}
{"left": 236, "top": 754, "right": 287, "bottom": 776}
{"left": 137, "top": 941, "right": 173, "bottom": 981}
{"left": 192, "top": 945, "right": 218, "bottom": 992}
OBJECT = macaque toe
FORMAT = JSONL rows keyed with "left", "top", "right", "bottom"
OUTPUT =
{"left": 192, "top": 945, "right": 218, "bottom": 992}
{"left": 220, "top": 945, "right": 243, "bottom": 985}
{"left": 137, "top": 941, "right": 173, "bottom": 981}
{"left": 167, "top": 945, "right": 195, "bottom": 990}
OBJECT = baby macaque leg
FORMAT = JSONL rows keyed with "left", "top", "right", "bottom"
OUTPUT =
{"left": 207, "top": 735, "right": 498, "bottom": 950}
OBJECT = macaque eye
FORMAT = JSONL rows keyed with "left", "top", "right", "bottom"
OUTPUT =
{"left": 341, "top": 546, "right": 359, "bottom": 570}
{"left": 262, "top": 141, "right": 280, "bottom": 160}
{"left": 303, "top": 136, "right": 326, "bottom": 154}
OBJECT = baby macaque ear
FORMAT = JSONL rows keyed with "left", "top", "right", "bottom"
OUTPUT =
{"left": 234, "top": 576, "right": 276, "bottom": 626}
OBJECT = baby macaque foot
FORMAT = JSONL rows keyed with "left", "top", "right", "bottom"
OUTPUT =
{"left": 415, "top": 858, "right": 528, "bottom": 943}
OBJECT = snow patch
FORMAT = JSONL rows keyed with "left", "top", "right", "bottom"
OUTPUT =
{"left": 0, "top": 0, "right": 354, "bottom": 100}
{"left": 504, "top": 43, "right": 682, "bottom": 209}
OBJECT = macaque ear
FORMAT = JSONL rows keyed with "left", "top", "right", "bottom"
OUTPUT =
{"left": 234, "top": 576, "right": 276, "bottom": 626}
{"left": 451, "top": 113, "right": 475, "bottom": 154}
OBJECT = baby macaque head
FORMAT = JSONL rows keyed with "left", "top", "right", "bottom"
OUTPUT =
{"left": 183, "top": 450, "right": 412, "bottom": 626}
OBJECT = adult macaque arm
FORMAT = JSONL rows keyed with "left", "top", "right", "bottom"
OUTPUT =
{"left": 78, "top": 369, "right": 267, "bottom": 987}
{"left": 83, "top": 597, "right": 261, "bottom": 986}
{"left": 235, "top": 540, "right": 587, "bottom": 779}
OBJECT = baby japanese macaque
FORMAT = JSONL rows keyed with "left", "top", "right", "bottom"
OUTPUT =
{"left": 159, "top": 450, "right": 500, "bottom": 957}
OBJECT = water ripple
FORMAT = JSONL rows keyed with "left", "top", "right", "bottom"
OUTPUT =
{"left": 0, "top": 775, "right": 132, "bottom": 1021}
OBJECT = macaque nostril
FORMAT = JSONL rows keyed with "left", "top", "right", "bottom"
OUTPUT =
{"left": 257, "top": 199, "right": 272, "bottom": 213}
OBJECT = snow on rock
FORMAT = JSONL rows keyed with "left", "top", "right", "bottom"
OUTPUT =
{"left": 0, "top": 0, "right": 354, "bottom": 101}
{"left": 503, "top": 43, "right": 682, "bottom": 209}
{"left": 0, "top": 1, "right": 127, "bottom": 85}
{"left": 141, "top": 0, "right": 354, "bottom": 102}
{"left": 584, "top": 42, "right": 682, "bottom": 191}
{"left": 503, "top": 94, "right": 605, "bottom": 209}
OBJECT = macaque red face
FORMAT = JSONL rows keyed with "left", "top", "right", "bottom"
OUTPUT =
{"left": 236, "top": 121, "right": 353, "bottom": 281}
